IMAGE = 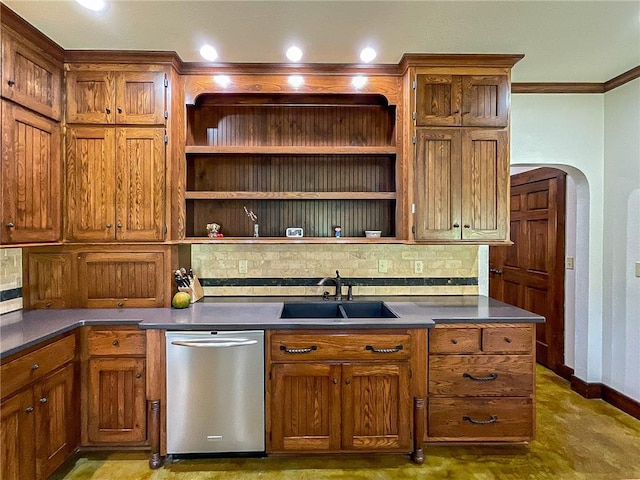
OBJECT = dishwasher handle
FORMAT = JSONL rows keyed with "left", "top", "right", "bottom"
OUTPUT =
{"left": 170, "top": 339, "right": 258, "bottom": 348}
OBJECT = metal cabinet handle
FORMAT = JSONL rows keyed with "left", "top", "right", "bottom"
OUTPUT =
{"left": 117, "top": 107, "right": 123, "bottom": 114}
{"left": 451, "top": 339, "right": 458, "bottom": 345}
{"left": 504, "top": 337, "right": 512, "bottom": 343}
{"left": 106, "top": 107, "right": 111, "bottom": 114}
{"left": 116, "top": 222, "right": 122, "bottom": 228}
{"left": 106, "top": 223, "right": 112, "bottom": 228}
{"left": 463, "top": 372, "right": 498, "bottom": 381}
{"left": 112, "top": 340, "right": 120, "bottom": 347}
{"left": 280, "top": 345, "right": 317, "bottom": 354}
{"left": 39, "top": 397, "right": 48, "bottom": 403}
{"left": 453, "top": 223, "right": 460, "bottom": 228}
{"left": 333, "top": 378, "right": 338, "bottom": 384}
{"left": 463, "top": 224, "right": 470, "bottom": 229}
{"left": 45, "top": 302, "right": 52, "bottom": 308}
{"left": 489, "top": 268, "right": 503, "bottom": 275}
{"left": 463, "top": 415, "right": 497, "bottom": 425}
{"left": 25, "top": 406, "right": 34, "bottom": 413}
{"left": 365, "top": 344, "right": 403, "bottom": 354}
{"left": 345, "top": 379, "right": 351, "bottom": 385}
{"left": 135, "top": 373, "right": 142, "bottom": 379}
{"left": 117, "top": 302, "right": 124, "bottom": 308}
{"left": 7, "top": 79, "right": 16, "bottom": 86}
{"left": 31, "top": 363, "right": 39, "bottom": 370}
{"left": 6, "top": 222, "right": 14, "bottom": 228}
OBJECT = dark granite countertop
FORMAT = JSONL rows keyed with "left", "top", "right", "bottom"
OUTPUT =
{"left": 0, "top": 296, "right": 543, "bottom": 359}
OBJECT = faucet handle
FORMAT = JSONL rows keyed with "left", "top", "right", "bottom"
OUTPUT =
{"left": 347, "top": 285, "right": 353, "bottom": 301}
{"left": 322, "top": 291, "right": 330, "bottom": 301}
{"left": 336, "top": 270, "right": 341, "bottom": 278}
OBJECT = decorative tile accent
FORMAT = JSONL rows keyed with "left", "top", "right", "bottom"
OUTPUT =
{"left": 0, "top": 248, "right": 23, "bottom": 314}
{"left": 192, "top": 244, "right": 479, "bottom": 296}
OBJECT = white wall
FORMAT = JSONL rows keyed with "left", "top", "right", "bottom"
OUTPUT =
{"left": 510, "top": 94, "right": 607, "bottom": 387}
{"left": 602, "top": 78, "right": 640, "bottom": 400}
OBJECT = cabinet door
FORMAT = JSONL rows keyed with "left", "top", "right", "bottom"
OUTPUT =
{"left": 0, "top": 389, "right": 36, "bottom": 480}
{"left": 270, "top": 363, "right": 341, "bottom": 452}
{"left": 115, "top": 72, "right": 165, "bottom": 125}
{"left": 66, "top": 71, "right": 115, "bottom": 124}
{"left": 34, "top": 364, "right": 76, "bottom": 480}
{"left": 415, "top": 74, "right": 462, "bottom": 126}
{"left": 414, "top": 129, "right": 462, "bottom": 241}
{"left": 65, "top": 127, "right": 116, "bottom": 241}
{"left": 0, "top": 32, "right": 62, "bottom": 120}
{"left": 461, "top": 75, "right": 509, "bottom": 127}
{"left": 26, "top": 251, "right": 75, "bottom": 309}
{"left": 115, "top": 128, "right": 165, "bottom": 241}
{"left": 461, "top": 129, "right": 509, "bottom": 240}
{"left": 341, "top": 363, "right": 411, "bottom": 451}
{"left": 86, "top": 358, "right": 146, "bottom": 444}
{"left": 77, "top": 251, "right": 165, "bottom": 308}
{"left": 1, "top": 101, "right": 61, "bottom": 244}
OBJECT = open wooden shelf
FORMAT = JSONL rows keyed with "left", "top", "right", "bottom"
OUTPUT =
{"left": 185, "top": 146, "right": 397, "bottom": 155}
{"left": 182, "top": 237, "right": 405, "bottom": 244}
{"left": 185, "top": 191, "right": 397, "bottom": 200}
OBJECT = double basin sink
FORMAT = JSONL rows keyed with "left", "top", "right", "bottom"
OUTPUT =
{"left": 280, "top": 301, "right": 398, "bottom": 319}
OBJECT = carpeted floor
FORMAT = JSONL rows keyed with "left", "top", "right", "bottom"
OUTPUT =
{"left": 55, "top": 366, "right": 640, "bottom": 480}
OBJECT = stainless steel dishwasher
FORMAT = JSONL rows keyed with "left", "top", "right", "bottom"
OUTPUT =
{"left": 165, "top": 330, "right": 265, "bottom": 454}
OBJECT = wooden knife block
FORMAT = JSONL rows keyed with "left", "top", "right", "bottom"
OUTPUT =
{"left": 178, "top": 275, "right": 204, "bottom": 303}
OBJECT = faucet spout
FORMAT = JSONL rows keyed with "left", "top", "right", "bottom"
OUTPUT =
{"left": 317, "top": 270, "right": 343, "bottom": 301}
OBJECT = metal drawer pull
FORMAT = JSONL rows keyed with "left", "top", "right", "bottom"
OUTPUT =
{"left": 451, "top": 339, "right": 458, "bottom": 344}
{"left": 31, "top": 364, "right": 39, "bottom": 370}
{"left": 280, "top": 345, "right": 317, "bottom": 354}
{"left": 463, "top": 372, "right": 498, "bottom": 381}
{"left": 463, "top": 415, "right": 497, "bottom": 425}
{"left": 112, "top": 340, "right": 120, "bottom": 347}
{"left": 504, "top": 337, "right": 512, "bottom": 343}
{"left": 366, "top": 344, "right": 403, "bottom": 354}
{"left": 40, "top": 397, "right": 48, "bottom": 403}
{"left": 25, "top": 406, "right": 34, "bottom": 413}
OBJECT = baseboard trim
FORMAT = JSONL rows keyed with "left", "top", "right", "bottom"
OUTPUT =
{"left": 556, "top": 364, "right": 574, "bottom": 381}
{"left": 570, "top": 375, "right": 640, "bottom": 420}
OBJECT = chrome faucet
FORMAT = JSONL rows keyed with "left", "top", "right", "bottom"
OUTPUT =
{"left": 318, "top": 270, "right": 343, "bottom": 301}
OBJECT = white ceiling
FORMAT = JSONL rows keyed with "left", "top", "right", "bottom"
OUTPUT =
{"left": 4, "top": 0, "right": 639, "bottom": 82}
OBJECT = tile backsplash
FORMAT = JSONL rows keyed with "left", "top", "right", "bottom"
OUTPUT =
{"left": 0, "top": 248, "right": 23, "bottom": 314}
{"left": 192, "top": 244, "right": 479, "bottom": 296}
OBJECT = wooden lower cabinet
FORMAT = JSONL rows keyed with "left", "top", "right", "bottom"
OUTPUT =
{"left": 268, "top": 330, "right": 415, "bottom": 455}
{"left": 82, "top": 326, "right": 148, "bottom": 446}
{"left": 0, "top": 335, "right": 77, "bottom": 480}
{"left": 86, "top": 358, "right": 147, "bottom": 444}
{"left": 427, "top": 324, "right": 536, "bottom": 442}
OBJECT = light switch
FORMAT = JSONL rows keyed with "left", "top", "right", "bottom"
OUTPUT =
{"left": 378, "top": 259, "right": 388, "bottom": 273}
{"left": 239, "top": 260, "right": 248, "bottom": 274}
{"left": 414, "top": 260, "right": 424, "bottom": 274}
{"left": 566, "top": 257, "right": 575, "bottom": 270}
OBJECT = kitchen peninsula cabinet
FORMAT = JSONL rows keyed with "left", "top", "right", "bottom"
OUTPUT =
{"left": 66, "top": 69, "right": 166, "bottom": 125}
{"left": 0, "top": 334, "right": 77, "bottom": 480}
{"left": 65, "top": 126, "right": 166, "bottom": 242}
{"left": 1, "top": 100, "right": 62, "bottom": 244}
{"left": 82, "top": 327, "right": 148, "bottom": 445}
{"left": 427, "top": 324, "right": 535, "bottom": 441}
{"left": 267, "top": 330, "right": 415, "bottom": 454}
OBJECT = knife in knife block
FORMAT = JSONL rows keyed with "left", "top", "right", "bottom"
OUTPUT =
{"left": 178, "top": 275, "right": 204, "bottom": 303}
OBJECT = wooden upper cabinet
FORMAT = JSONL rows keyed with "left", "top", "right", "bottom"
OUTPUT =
{"left": 26, "top": 251, "right": 75, "bottom": 309}
{"left": 1, "top": 100, "right": 61, "bottom": 244}
{"left": 0, "top": 30, "right": 62, "bottom": 120}
{"left": 66, "top": 126, "right": 165, "bottom": 242}
{"left": 415, "top": 74, "right": 508, "bottom": 127}
{"left": 66, "top": 70, "right": 165, "bottom": 125}
{"left": 414, "top": 128, "right": 508, "bottom": 241}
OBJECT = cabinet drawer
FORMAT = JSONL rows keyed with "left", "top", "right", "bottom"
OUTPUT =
{"left": 429, "top": 355, "right": 533, "bottom": 396}
{"left": 87, "top": 329, "right": 146, "bottom": 356}
{"left": 428, "top": 397, "right": 533, "bottom": 441}
{"left": 429, "top": 328, "right": 480, "bottom": 354}
{"left": 0, "top": 335, "right": 75, "bottom": 399}
{"left": 270, "top": 332, "right": 411, "bottom": 361}
{"left": 482, "top": 326, "right": 533, "bottom": 353}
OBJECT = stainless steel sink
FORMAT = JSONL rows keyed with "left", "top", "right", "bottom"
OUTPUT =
{"left": 279, "top": 301, "right": 398, "bottom": 319}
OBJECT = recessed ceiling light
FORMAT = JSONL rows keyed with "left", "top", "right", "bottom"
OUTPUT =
{"left": 76, "top": 0, "right": 106, "bottom": 11}
{"left": 200, "top": 45, "right": 218, "bottom": 62}
{"left": 214, "top": 75, "right": 231, "bottom": 88}
{"left": 360, "top": 47, "right": 377, "bottom": 63}
{"left": 351, "top": 76, "right": 367, "bottom": 89}
{"left": 286, "top": 46, "right": 303, "bottom": 62}
{"left": 288, "top": 75, "right": 304, "bottom": 88}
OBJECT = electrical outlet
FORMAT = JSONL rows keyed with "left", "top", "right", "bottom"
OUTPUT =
{"left": 378, "top": 259, "right": 388, "bottom": 273}
{"left": 414, "top": 260, "right": 424, "bottom": 274}
{"left": 566, "top": 257, "right": 575, "bottom": 270}
{"left": 238, "top": 259, "right": 248, "bottom": 274}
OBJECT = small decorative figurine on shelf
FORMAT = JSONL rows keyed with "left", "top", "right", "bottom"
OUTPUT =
{"left": 334, "top": 226, "right": 342, "bottom": 238}
{"left": 206, "top": 223, "right": 223, "bottom": 238}
{"left": 244, "top": 206, "right": 259, "bottom": 237}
